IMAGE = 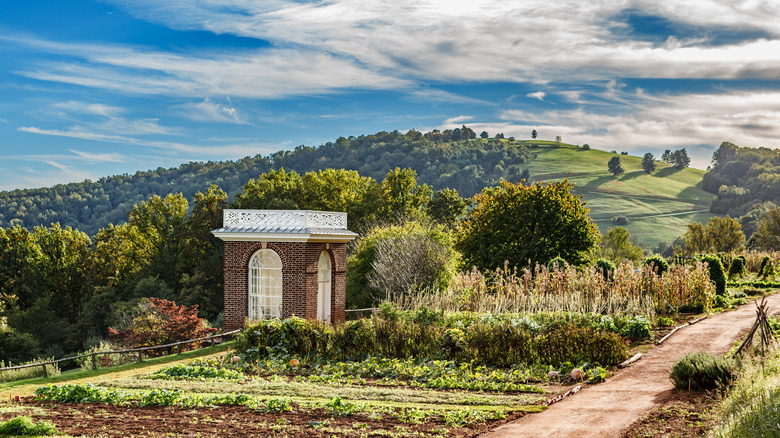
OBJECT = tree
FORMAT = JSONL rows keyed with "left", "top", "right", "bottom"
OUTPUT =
{"left": 705, "top": 216, "right": 744, "bottom": 252}
{"left": 682, "top": 222, "right": 709, "bottom": 254}
{"left": 426, "top": 188, "right": 470, "bottom": 229}
{"left": 682, "top": 216, "right": 744, "bottom": 254}
{"left": 608, "top": 157, "right": 624, "bottom": 177}
{"left": 673, "top": 148, "right": 691, "bottom": 169}
{"left": 642, "top": 153, "right": 656, "bottom": 173}
{"left": 457, "top": 180, "right": 600, "bottom": 269}
{"left": 480, "top": 131, "right": 489, "bottom": 139}
{"left": 599, "top": 227, "right": 644, "bottom": 264}
{"left": 555, "top": 136, "right": 562, "bottom": 146}
{"left": 754, "top": 208, "right": 780, "bottom": 250}
{"left": 378, "top": 168, "right": 432, "bottom": 221}
{"left": 531, "top": 130, "right": 537, "bottom": 139}
{"left": 347, "top": 221, "right": 457, "bottom": 308}
{"left": 661, "top": 149, "right": 672, "bottom": 163}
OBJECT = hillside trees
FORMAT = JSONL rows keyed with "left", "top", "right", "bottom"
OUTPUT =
{"left": 642, "top": 153, "right": 656, "bottom": 173}
{"left": 608, "top": 156, "right": 624, "bottom": 177}
{"left": 456, "top": 180, "right": 600, "bottom": 270}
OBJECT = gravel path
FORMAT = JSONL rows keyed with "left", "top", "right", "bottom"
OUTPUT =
{"left": 481, "top": 294, "right": 780, "bottom": 438}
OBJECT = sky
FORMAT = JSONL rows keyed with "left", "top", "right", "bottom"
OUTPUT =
{"left": 2, "top": 0, "right": 780, "bottom": 191}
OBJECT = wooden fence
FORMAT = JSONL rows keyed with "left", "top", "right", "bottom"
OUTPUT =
{"left": 0, "top": 329, "right": 241, "bottom": 378}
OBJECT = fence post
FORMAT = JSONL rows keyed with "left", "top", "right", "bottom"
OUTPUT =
{"left": 92, "top": 352, "right": 97, "bottom": 370}
{"left": 137, "top": 351, "right": 143, "bottom": 363}
{"left": 41, "top": 364, "right": 48, "bottom": 378}
{"left": 177, "top": 344, "right": 182, "bottom": 355}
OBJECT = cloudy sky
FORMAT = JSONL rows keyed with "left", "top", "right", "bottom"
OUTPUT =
{"left": 2, "top": 0, "right": 780, "bottom": 190}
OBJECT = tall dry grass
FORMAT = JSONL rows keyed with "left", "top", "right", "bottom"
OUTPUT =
{"left": 394, "top": 262, "right": 714, "bottom": 318}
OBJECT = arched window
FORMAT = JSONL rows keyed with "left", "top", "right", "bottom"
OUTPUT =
{"left": 248, "top": 249, "right": 282, "bottom": 320}
{"left": 317, "top": 251, "right": 332, "bottom": 322}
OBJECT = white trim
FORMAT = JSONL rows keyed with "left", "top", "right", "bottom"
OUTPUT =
{"left": 212, "top": 232, "right": 355, "bottom": 243}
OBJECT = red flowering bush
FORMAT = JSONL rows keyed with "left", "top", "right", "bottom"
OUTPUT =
{"left": 108, "top": 298, "right": 216, "bottom": 356}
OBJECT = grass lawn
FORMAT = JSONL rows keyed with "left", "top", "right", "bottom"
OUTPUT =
{"left": 514, "top": 142, "right": 714, "bottom": 248}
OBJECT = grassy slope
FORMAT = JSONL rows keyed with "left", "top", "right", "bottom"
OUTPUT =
{"left": 517, "top": 141, "right": 714, "bottom": 249}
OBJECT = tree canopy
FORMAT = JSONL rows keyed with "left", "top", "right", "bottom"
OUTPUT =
{"left": 456, "top": 180, "right": 600, "bottom": 270}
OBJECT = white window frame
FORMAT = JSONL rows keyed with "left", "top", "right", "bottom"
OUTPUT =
{"left": 317, "top": 251, "right": 332, "bottom": 322}
{"left": 248, "top": 249, "right": 283, "bottom": 320}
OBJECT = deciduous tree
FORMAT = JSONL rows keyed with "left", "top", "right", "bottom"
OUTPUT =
{"left": 642, "top": 153, "right": 656, "bottom": 173}
{"left": 457, "top": 180, "right": 600, "bottom": 269}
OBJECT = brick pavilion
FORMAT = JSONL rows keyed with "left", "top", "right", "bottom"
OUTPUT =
{"left": 212, "top": 209, "right": 357, "bottom": 331}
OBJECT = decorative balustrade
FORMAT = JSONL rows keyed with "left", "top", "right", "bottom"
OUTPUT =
{"left": 223, "top": 210, "right": 348, "bottom": 230}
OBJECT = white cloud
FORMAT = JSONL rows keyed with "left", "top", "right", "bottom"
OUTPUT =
{"left": 498, "top": 89, "right": 780, "bottom": 169}
{"left": 527, "top": 92, "right": 546, "bottom": 101}
{"left": 68, "top": 149, "right": 126, "bottom": 163}
{"left": 6, "top": 0, "right": 780, "bottom": 102}
{"left": 443, "top": 115, "right": 473, "bottom": 124}
{"left": 177, "top": 98, "right": 242, "bottom": 124}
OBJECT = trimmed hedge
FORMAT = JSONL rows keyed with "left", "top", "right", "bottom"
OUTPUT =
{"left": 235, "top": 310, "right": 629, "bottom": 368}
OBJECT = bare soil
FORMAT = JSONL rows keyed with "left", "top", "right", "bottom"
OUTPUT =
{"left": 0, "top": 400, "right": 525, "bottom": 437}
{"left": 623, "top": 390, "right": 718, "bottom": 438}
{"left": 481, "top": 294, "right": 780, "bottom": 438}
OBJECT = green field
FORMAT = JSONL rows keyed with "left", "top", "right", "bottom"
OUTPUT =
{"left": 517, "top": 142, "right": 715, "bottom": 249}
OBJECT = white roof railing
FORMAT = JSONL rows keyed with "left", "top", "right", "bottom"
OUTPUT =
{"left": 222, "top": 209, "right": 348, "bottom": 230}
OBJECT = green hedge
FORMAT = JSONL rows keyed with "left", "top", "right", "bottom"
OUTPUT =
{"left": 235, "top": 309, "right": 629, "bottom": 368}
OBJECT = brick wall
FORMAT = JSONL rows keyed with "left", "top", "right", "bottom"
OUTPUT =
{"left": 222, "top": 240, "right": 347, "bottom": 331}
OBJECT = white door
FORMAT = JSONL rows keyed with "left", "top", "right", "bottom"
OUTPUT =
{"left": 317, "top": 251, "right": 332, "bottom": 322}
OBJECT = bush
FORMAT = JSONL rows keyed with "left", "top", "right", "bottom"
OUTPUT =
{"left": 547, "top": 256, "right": 568, "bottom": 271}
{"left": 701, "top": 255, "right": 727, "bottom": 296}
{"left": 582, "top": 144, "right": 590, "bottom": 150}
{"left": 644, "top": 256, "right": 669, "bottom": 276}
{"left": 728, "top": 255, "right": 747, "bottom": 279}
{"left": 0, "top": 416, "right": 58, "bottom": 436}
{"left": 236, "top": 309, "right": 630, "bottom": 367}
{"left": 621, "top": 316, "right": 651, "bottom": 339}
{"left": 611, "top": 216, "right": 629, "bottom": 226}
{"left": 595, "top": 259, "right": 616, "bottom": 281}
{"left": 670, "top": 351, "right": 736, "bottom": 390}
{"left": 0, "top": 328, "right": 41, "bottom": 364}
{"left": 758, "top": 256, "right": 776, "bottom": 279}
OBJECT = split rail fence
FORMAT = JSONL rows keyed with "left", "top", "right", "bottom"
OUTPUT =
{"left": 0, "top": 329, "right": 241, "bottom": 379}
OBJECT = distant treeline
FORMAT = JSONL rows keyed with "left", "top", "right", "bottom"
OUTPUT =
{"left": 704, "top": 142, "right": 780, "bottom": 238}
{"left": 0, "top": 128, "right": 530, "bottom": 235}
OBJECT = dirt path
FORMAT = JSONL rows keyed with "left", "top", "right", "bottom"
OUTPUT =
{"left": 482, "top": 294, "right": 780, "bottom": 438}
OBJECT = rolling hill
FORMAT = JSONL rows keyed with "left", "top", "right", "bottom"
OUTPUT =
{"left": 0, "top": 131, "right": 714, "bottom": 248}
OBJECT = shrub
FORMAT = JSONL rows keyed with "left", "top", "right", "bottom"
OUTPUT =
{"left": 595, "top": 259, "right": 616, "bottom": 281}
{"left": 582, "top": 144, "right": 590, "bottom": 150}
{"left": 611, "top": 216, "right": 629, "bottom": 226}
{"left": 758, "top": 255, "right": 776, "bottom": 279}
{"left": 728, "top": 255, "right": 747, "bottom": 279}
{"left": 107, "top": 298, "right": 216, "bottom": 355}
{"left": 0, "top": 328, "right": 41, "bottom": 364}
{"left": 0, "top": 416, "right": 58, "bottom": 436}
{"left": 547, "top": 256, "right": 568, "bottom": 271}
{"left": 701, "top": 255, "right": 727, "bottom": 296}
{"left": 670, "top": 351, "right": 736, "bottom": 390}
{"left": 535, "top": 325, "right": 628, "bottom": 366}
{"left": 643, "top": 256, "right": 669, "bottom": 276}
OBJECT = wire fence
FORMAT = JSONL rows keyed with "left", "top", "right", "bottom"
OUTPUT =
{"left": 0, "top": 329, "right": 241, "bottom": 378}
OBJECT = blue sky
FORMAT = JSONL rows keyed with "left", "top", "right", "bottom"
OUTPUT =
{"left": 2, "top": 0, "right": 780, "bottom": 190}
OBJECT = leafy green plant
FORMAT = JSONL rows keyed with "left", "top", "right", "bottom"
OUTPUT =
{"left": 0, "top": 416, "right": 58, "bottom": 436}
{"left": 670, "top": 351, "right": 736, "bottom": 391}
{"left": 656, "top": 316, "right": 674, "bottom": 327}
{"left": 148, "top": 364, "right": 244, "bottom": 381}
{"left": 263, "top": 398, "right": 294, "bottom": 413}
{"left": 325, "top": 397, "right": 358, "bottom": 417}
{"left": 622, "top": 316, "right": 651, "bottom": 339}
